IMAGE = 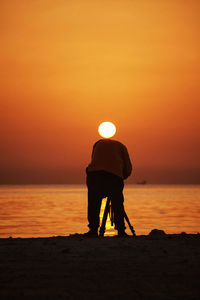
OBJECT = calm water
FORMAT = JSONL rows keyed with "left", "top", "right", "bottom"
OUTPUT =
{"left": 0, "top": 184, "right": 199, "bottom": 238}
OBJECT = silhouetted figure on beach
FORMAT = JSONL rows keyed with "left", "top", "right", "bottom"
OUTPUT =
{"left": 85, "top": 139, "right": 132, "bottom": 237}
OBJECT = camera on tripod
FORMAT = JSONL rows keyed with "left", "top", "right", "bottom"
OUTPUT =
{"left": 99, "top": 198, "right": 136, "bottom": 237}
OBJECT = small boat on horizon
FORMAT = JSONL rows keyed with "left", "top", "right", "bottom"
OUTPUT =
{"left": 137, "top": 180, "right": 147, "bottom": 184}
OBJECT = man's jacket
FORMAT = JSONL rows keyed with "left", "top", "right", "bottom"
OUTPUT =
{"left": 87, "top": 139, "right": 132, "bottom": 180}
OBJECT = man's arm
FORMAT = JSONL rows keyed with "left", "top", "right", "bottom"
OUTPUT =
{"left": 122, "top": 146, "right": 132, "bottom": 179}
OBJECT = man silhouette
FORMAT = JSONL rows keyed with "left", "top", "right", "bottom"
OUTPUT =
{"left": 85, "top": 138, "right": 132, "bottom": 237}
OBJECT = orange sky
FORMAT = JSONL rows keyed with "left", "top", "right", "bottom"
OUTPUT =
{"left": 0, "top": 0, "right": 200, "bottom": 184}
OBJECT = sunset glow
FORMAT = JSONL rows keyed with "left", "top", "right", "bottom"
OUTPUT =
{"left": 0, "top": 0, "right": 199, "bottom": 184}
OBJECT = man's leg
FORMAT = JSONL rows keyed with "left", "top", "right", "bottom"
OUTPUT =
{"left": 110, "top": 190, "right": 126, "bottom": 234}
{"left": 86, "top": 171, "right": 104, "bottom": 235}
{"left": 108, "top": 174, "right": 126, "bottom": 235}
{"left": 87, "top": 188, "right": 102, "bottom": 232}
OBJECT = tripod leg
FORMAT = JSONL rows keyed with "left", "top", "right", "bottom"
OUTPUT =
{"left": 124, "top": 211, "right": 136, "bottom": 236}
{"left": 99, "top": 198, "right": 111, "bottom": 237}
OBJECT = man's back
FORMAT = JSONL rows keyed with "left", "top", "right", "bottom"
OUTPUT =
{"left": 87, "top": 139, "right": 132, "bottom": 179}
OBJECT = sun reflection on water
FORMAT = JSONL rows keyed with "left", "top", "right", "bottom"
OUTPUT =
{"left": 99, "top": 198, "right": 116, "bottom": 237}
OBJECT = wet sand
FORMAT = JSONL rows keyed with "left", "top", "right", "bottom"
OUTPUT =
{"left": 0, "top": 230, "right": 200, "bottom": 300}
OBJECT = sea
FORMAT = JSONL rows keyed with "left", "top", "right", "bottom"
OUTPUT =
{"left": 0, "top": 184, "right": 199, "bottom": 238}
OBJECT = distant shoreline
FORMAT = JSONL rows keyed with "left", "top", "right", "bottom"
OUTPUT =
{"left": 0, "top": 183, "right": 200, "bottom": 186}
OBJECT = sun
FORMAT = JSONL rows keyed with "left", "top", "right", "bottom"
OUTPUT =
{"left": 98, "top": 121, "right": 116, "bottom": 138}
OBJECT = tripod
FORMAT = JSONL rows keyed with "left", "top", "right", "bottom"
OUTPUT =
{"left": 99, "top": 198, "right": 136, "bottom": 237}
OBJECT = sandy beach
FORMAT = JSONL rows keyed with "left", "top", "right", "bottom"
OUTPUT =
{"left": 0, "top": 230, "right": 200, "bottom": 300}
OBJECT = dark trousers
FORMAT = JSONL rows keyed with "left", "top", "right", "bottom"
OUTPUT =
{"left": 86, "top": 170, "right": 125, "bottom": 232}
